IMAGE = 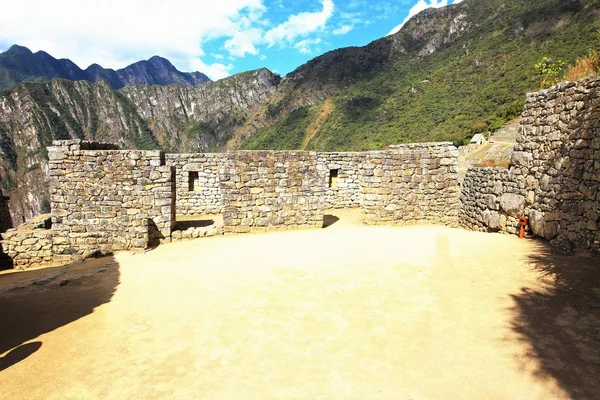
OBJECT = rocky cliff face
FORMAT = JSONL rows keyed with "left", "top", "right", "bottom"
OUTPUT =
{"left": 277, "top": 0, "right": 472, "bottom": 107}
{"left": 0, "top": 68, "right": 279, "bottom": 229}
{"left": 122, "top": 68, "right": 280, "bottom": 152}
{"left": 0, "top": 45, "right": 210, "bottom": 91}
{"left": 241, "top": 0, "right": 600, "bottom": 151}
{"left": 234, "top": 0, "right": 474, "bottom": 142}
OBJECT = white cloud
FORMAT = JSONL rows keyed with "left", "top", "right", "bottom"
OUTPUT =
{"left": 224, "top": 28, "right": 262, "bottom": 58}
{"left": 294, "top": 38, "right": 322, "bottom": 54}
{"left": 264, "top": 0, "right": 334, "bottom": 47}
{"left": 332, "top": 25, "right": 354, "bottom": 36}
{"left": 191, "top": 58, "right": 233, "bottom": 81}
{"left": 347, "top": 0, "right": 366, "bottom": 9}
{"left": 387, "top": 0, "right": 463, "bottom": 36}
{"left": 0, "top": 0, "right": 265, "bottom": 80}
{"left": 0, "top": 0, "right": 352, "bottom": 79}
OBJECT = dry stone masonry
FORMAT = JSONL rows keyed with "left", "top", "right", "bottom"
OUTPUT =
{"left": 460, "top": 76, "right": 600, "bottom": 253}
{"left": 41, "top": 140, "right": 175, "bottom": 267}
{"left": 362, "top": 143, "right": 460, "bottom": 226}
{"left": 219, "top": 151, "right": 325, "bottom": 233}
{"left": 459, "top": 168, "right": 522, "bottom": 233}
{"left": 1, "top": 214, "right": 53, "bottom": 269}
{"left": 317, "top": 152, "right": 365, "bottom": 208}
{"left": 4, "top": 74, "right": 599, "bottom": 270}
{"left": 0, "top": 141, "right": 469, "bottom": 269}
{"left": 166, "top": 153, "right": 226, "bottom": 215}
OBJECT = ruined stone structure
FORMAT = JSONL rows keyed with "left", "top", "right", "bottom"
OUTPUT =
{"left": 166, "top": 153, "right": 225, "bottom": 216}
{"left": 1, "top": 215, "right": 53, "bottom": 268}
{"left": 1, "top": 141, "right": 460, "bottom": 269}
{"left": 220, "top": 151, "right": 325, "bottom": 233}
{"left": 3, "top": 140, "right": 176, "bottom": 268}
{"left": 48, "top": 140, "right": 176, "bottom": 255}
{"left": 362, "top": 143, "right": 459, "bottom": 226}
{"left": 460, "top": 76, "right": 600, "bottom": 253}
{"left": 318, "top": 152, "right": 365, "bottom": 208}
{"left": 2, "top": 75, "right": 599, "bottom": 269}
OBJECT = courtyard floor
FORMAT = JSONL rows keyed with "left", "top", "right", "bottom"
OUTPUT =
{"left": 0, "top": 210, "right": 599, "bottom": 399}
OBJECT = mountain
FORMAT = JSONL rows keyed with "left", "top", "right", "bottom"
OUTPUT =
{"left": 0, "top": 69, "right": 279, "bottom": 226}
{"left": 0, "top": 45, "right": 210, "bottom": 91}
{"left": 238, "top": 0, "right": 600, "bottom": 151}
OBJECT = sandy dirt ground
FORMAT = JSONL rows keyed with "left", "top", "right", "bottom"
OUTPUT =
{"left": 1, "top": 209, "right": 599, "bottom": 400}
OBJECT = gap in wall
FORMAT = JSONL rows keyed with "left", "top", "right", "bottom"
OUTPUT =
{"left": 188, "top": 171, "right": 200, "bottom": 192}
{"left": 329, "top": 169, "right": 339, "bottom": 188}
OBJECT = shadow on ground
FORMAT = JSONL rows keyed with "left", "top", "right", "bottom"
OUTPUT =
{"left": 511, "top": 243, "right": 600, "bottom": 399}
{"left": 0, "top": 341, "right": 42, "bottom": 372}
{"left": 0, "top": 256, "right": 120, "bottom": 370}
{"left": 323, "top": 214, "right": 340, "bottom": 228}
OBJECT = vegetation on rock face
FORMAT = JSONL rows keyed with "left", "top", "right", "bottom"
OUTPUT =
{"left": 564, "top": 50, "right": 600, "bottom": 81}
{"left": 563, "top": 29, "right": 600, "bottom": 81}
{"left": 534, "top": 57, "right": 567, "bottom": 89}
{"left": 241, "top": 0, "right": 600, "bottom": 150}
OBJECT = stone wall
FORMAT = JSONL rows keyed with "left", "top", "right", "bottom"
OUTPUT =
{"left": 219, "top": 151, "right": 325, "bottom": 233}
{"left": 48, "top": 140, "right": 175, "bottom": 259}
{"left": 166, "top": 153, "right": 226, "bottom": 215}
{"left": 1, "top": 214, "right": 53, "bottom": 269}
{"left": 459, "top": 168, "right": 523, "bottom": 234}
{"left": 13, "top": 77, "right": 600, "bottom": 268}
{"left": 361, "top": 143, "right": 460, "bottom": 226}
{"left": 317, "top": 152, "right": 364, "bottom": 208}
{"left": 2, "top": 227, "right": 53, "bottom": 269}
{"left": 459, "top": 76, "right": 600, "bottom": 253}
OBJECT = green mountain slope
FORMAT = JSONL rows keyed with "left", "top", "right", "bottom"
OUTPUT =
{"left": 241, "top": 0, "right": 600, "bottom": 151}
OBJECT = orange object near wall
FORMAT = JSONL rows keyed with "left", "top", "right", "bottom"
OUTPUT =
{"left": 518, "top": 216, "right": 529, "bottom": 239}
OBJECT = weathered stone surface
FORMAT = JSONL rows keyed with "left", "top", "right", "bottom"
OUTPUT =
{"left": 166, "top": 153, "right": 226, "bottom": 216}
{"left": 499, "top": 194, "right": 526, "bottom": 218}
{"left": 528, "top": 209, "right": 546, "bottom": 238}
{"left": 486, "top": 211, "right": 501, "bottom": 231}
{"left": 317, "top": 152, "right": 365, "bottom": 209}
{"left": 1, "top": 227, "right": 54, "bottom": 269}
{"left": 219, "top": 151, "right": 325, "bottom": 233}
{"left": 44, "top": 141, "right": 175, "bottom": 265}
{"left": 362, "top": 143, "right": 460, "bottom": 227}
{"left": 511, "top": 151, "right": 533, "bottom": 167}
{"left": 460, "top": 75, "right": 600, "bottom": 253}
{"left": 459, "top": 168, "right": 512, "bottom": 233}
{"left": 551, "top": 238, "right": 575, "bottom": 255}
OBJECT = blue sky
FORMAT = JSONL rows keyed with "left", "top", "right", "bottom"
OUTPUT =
{"left": 0, "top": 0, "right": 463, "bottom": 80}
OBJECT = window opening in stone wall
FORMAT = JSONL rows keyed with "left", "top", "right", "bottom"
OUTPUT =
{"left": 188, "top": 171, "right": 200, "bottom": 192}
{"left": 329, "top": 169, "right": 339, "bottom": 188}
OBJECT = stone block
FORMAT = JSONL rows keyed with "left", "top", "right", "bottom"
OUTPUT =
{"left": 528, "top": 209, "right": 546, "bottom": 238}
{"left": 499, "top": 193, "right": 526, "bottom": 217}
